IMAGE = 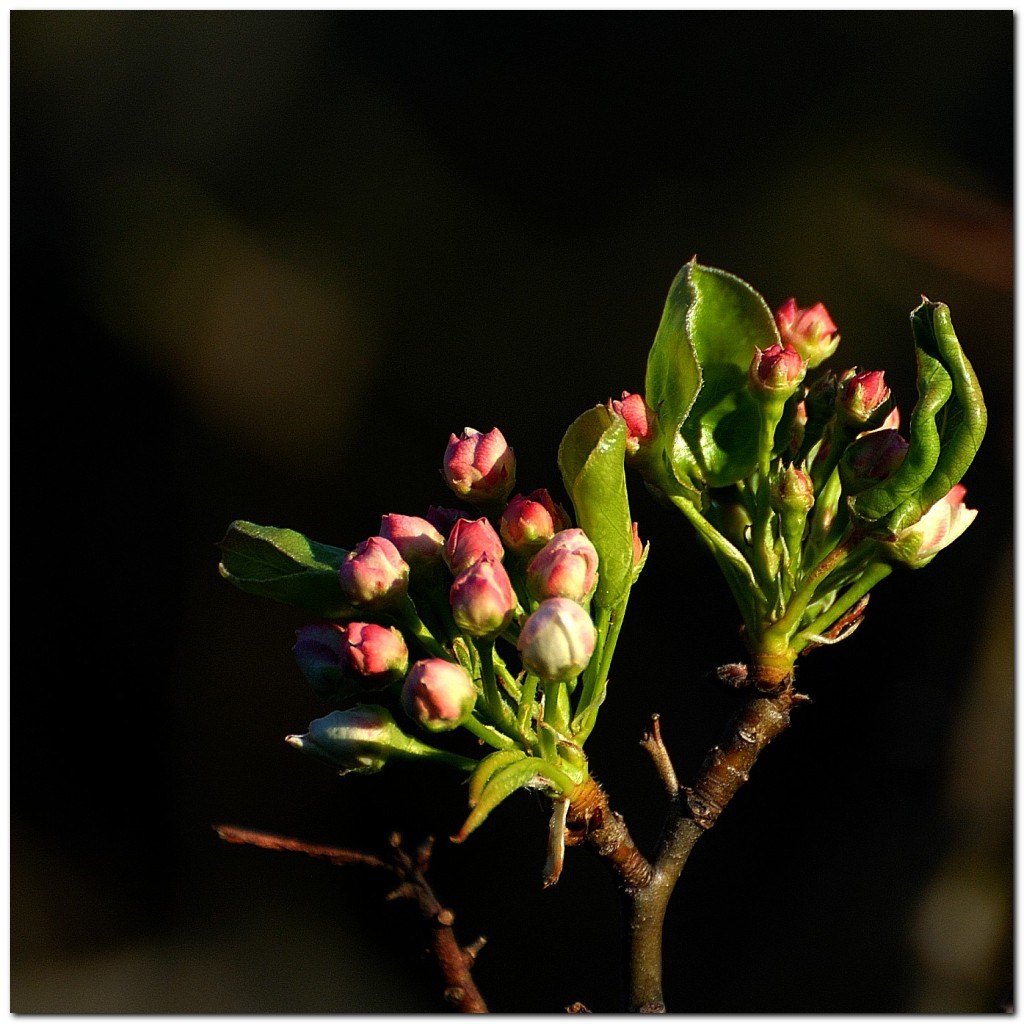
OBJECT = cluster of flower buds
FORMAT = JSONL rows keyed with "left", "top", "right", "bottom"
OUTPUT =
{"left": 263, "top": 423, "right": 644, "bottom": 845}
{"left": 606, "top": 274, "right": 984, "bottom": 686}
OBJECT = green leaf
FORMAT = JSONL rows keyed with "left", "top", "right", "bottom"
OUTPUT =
{"left": 467, "top": 748, "right": 528, "bottom": 808}
{"left": 557, "top": 405, "right": 635, "bottom": 608}
{"left": 850, "top": 301, "right": 986, "bottom": 533}
{"left": 219, "top": 520, "right": 354, "bottom": 617}
{"left": 451, "top": 756, "right": 575, "bottom": 842}
{"left": 645, "top": 260, "right": 779, "bottom": 488}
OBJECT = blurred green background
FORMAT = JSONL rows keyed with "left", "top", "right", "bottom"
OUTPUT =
{"left": 12, "top": 11, "right": 1012, "bottom": 1012}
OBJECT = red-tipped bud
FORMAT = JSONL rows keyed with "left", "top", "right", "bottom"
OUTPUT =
{"left": 609, "top": 391, "right": 656, "bottom": 456}
{"left": 401, "top": 659, "right": 477, "bottom": 732}
{"left": 379, "top": 514, "right": 445, "bottom": 569}
{"left": 837, "top": 368, "right": 893, "bottom": 429}
{"left": 886, "top": 484, "right": 978, "bottom": 568}
{"left": 749, "top": 343, "right": 807, "bottom": 398}
{"left": 517, "top": 598, "right": 597, "bottom": 682}
{"left": 500, "top": 489, "right": 572, "bottom": 556}
{"left": 339, "top": 536, "right": 410, "bottom": 608}
{"left": 340, "top": 622, "right": 410, "bottom": 684}
{"left": 840, "top": 429, "right": 909, "bottom": 494}
{"left": 450, "top": 555, "right": 516, "bottom": 639}
{"left": 775, "top": 298, "right": 839, "bottom": 368}
{"left": 526, "top": 528, "right": 599, "bottom": 604}
{"left": 443, "top": 427, "right": 516, "bottom": 504}
{"left": 444, "top": 517, "right": 504, "bottom": 575}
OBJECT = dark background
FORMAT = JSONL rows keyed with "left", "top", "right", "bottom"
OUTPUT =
{"left": 12, "top": 11, "right": 1013, "bottom": 1013}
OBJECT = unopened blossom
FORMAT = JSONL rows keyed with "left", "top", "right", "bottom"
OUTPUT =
{"left": 749, "top": 343, "right": 807, "bottom": 398}
{"left": 340, "top": 622, "right": 409, "bottom": 685}
{"left": 517, "top": 597, "right": 597, "bottom": 682}
{"left": 526, "top": 528, "right": 599, "bottom": 604}
{"left": 443, "top": 427, "right": 516, "bottom": 504}
{"left": 286, "top": 705, "right": 405, "bottom": 774}
{"left": 450, "top": 555, "right": 516, "bottom": 639}
{"left": 401, "top": 659, "right": 477, "bottom": 732}
{"left": 840, "top": 429, "right": 909, "bottom": 494}
{"left": 609, "top": 392, "right": 657, "bottom": 456}
{"left": 339, "top": 536, "right": 410, "bottom": 608}
{"left": 445, "top": 517, "right": 504, "bottom": 575}
{"left": 379, "top": 514, "right": 445, "bottom": 569}
{"left": 837, "top": 368, "right": 892, "bottom": 429}
{"left": 775, "top": 298, "right": 840, "bottom": 368}
{"left": 500, "top": 489, "right": 571, "bottom": 556}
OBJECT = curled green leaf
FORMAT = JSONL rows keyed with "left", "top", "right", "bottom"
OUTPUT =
{"left": 219, "top": 520, "right": 354, "bottom": 617}
{"left": 451, "top": 756, "right": 577, "bottom": 842}
{"left": 645, "top": 260, "right": 780, "bottom": 489}
{"left": 850, "top": 301, "right": 986, "bottom": 533}
{"left": 467, "top": 748, "right": 528, "bottom": 808}
{"left": 558, "top": 405, "right": 635, "bottom": 608}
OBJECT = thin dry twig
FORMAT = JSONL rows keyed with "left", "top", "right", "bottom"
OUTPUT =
{"left": 214, "top": 824, "right": 488, "bottom": 1013}
{"left": 639, "top": 714, "right": 679, "bottom": 797}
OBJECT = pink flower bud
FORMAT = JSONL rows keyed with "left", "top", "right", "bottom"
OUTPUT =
{"left": 609, "top": 392, "right": 656, "bottom": 456}
{"left": 886, "top": 484, "right": 978, "bottom": 568}
{"left": 401, "top": 658, "right": 477, "bottom": 732}
{"left": 749, "top": 343, "right": 807, "bottom": 398}
{"left": 340, "top": 622, "right": 409, "bottom": 684}
{"left": 526, "top": 528, "right": 599, "bottom": 604}
{"left": 517, "top": 598, "right": 597, "bottom": 682}
{"left": 443, "top": 427, "right": 516, "bottom": 504}
{"left": 379, "top": 514, "right": 445, "bottom": 569}
{"left": 444, "top": 517, "right": 504, "bottom": 575}
{"left": 775, "top": 298, "right": 840, "bottom": 368}
{"left": 837, "top": 368, "right": 892, "bottom": 428}
{"left": 840, "top": 429, "right": 909, "bottom": 494}
{"left": 292, "top": 623, "right": 347, "bottom": 699}
{"left": 500, "top": 489, "right": 571, "bottom": 556}
{"left": 339, "top": 536, "right": 410, "bottom": 608}
{"left": 425, "top": 505, "right": 466, "bottom": 535}
{"left": 450, "top": 554, "right": 516, "bottom": 639}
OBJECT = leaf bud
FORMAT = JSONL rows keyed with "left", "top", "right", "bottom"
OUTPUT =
{"left": 526, "top": 528, "right": 599, "bottom": 604}
{"left": 401, "top": 659, "right": 477, "bottom": 732}
{"left": 443, "top": 427, "right": 516, "bottom": 505}
{"left": 450, "top": 555, "right": 516, "bottom": 639}
{"left": 339, "top": 536, "right": 410, "bottom": 609}
{"left": 517, "top": 597, "right": 597, "bottom": 682}
{"left": 775, "top": 298, "right": 840, "bottom": 368}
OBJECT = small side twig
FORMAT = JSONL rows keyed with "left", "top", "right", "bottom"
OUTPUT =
{"left": 214, "top": 825, "right": 488, "bottom": 1013}
{"left": 640, "top": 714, "right": 679, "bottom": 797}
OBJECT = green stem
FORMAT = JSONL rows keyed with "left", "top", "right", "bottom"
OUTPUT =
{"left": 795, "top": 560, "right": 893, "bottom": 647}
{"left": 542, "top": 680, "right": 569, "bottom": 736}
{"left": 461, "top": 713, "right": 518, "bottom": 751}
{"left": 491, "top": 649, "right": 522, "bottom": 701}
{"left": 517, "top": 673, "right": 539, "bottom": 748}
{"left": 391, "top": 597, "right": 450, "bottom": 660}
{"left": 476, "top": 639, "right": 518, "bottom": 736}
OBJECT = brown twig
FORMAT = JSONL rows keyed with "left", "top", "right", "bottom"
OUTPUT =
{"left": 564, "top": 683, "right": 804, "bottom": 1012}
{"left": 640, "top": 714, "right": 679, "bottom": 796}
{"left": 214, "top": 825, "right": 488, "bottom": 1013}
